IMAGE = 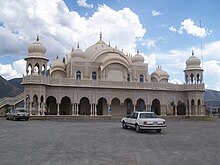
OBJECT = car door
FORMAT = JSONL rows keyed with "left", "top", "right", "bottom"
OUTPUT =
{"left": 130, "top": 112, "right": 138, "bottom": 128}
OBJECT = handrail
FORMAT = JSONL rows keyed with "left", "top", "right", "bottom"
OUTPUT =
{"left": 0, "top": 92, "right": 24, "bottom": 108}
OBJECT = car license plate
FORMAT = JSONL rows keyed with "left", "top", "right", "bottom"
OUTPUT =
{"left": 153, "top": 122, "right": 157, "bottom": 125}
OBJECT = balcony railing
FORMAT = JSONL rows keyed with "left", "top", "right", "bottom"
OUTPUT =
{"left": 22, "top": 75, "right": 205, "bottom": 91}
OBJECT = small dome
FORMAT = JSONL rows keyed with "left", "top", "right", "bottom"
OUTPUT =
{"left": 151, "top": 66, "right": 169, "bottom": 79}
{"left": 51, "top": 56, "right": 65, "bottom": 71}
{"left": 28, "top": 36, "right": 46, "bottom": 57}
{"left": 71, "top": 44, "right": 85, "bottom": 59}
{"left": 131, "top": 50, "right": 145, "bottom": 63}
{"left": 186, "top": 51, "right": 201, "bottom": 69}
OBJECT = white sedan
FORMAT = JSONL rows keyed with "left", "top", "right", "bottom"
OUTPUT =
{"left": 121, "top": 111, "right": 167, "bottom": 133}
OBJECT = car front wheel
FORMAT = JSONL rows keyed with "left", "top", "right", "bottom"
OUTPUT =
{"left": 13, "top": 116, "right": 17, "bottom": 121}
{"left": 122, "top": 121, "right": 127, "bottom": 129}
{"left": 135, "top": 124, "right": 141, "bottom": 133}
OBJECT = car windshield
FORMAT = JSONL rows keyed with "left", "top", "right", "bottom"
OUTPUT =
{"left": 139, "top": 113, "right": 158, "bottom": 118}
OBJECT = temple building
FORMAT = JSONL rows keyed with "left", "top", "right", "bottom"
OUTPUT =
{"left": 22, "top": 34, "right": 205, "bottom": 117}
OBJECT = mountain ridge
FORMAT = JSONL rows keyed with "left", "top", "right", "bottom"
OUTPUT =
{"left": 0, "top": 76, "right": 23, "bottom": 99}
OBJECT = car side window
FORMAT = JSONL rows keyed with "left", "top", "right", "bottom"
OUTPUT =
{"left": 129, "top": 113, "right": 134, "bottom": 118}
{"left": 133, "top": 113, "right": 138, "bottom": 119}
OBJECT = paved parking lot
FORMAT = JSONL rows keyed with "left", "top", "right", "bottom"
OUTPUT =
{"left": 0, "top": 117, "right": 220, "bottom": 165}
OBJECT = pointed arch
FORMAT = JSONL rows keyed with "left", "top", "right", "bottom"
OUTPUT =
{"left": 79, "top": 97, "right": 90, "bottom": 115}
{"left": 177, "top": 100, "right": 186, "bottom": 115}
{"left": 46, "top": 96, "right": 57, "bottom": 115}
{"left": 152, "top": 99, "right": 161, "bottom": 115}
{"left": 111, "top": 97, "right": 124, "bottom": 117}
{"left": 97, "top": 97, "right": 108, "bottom": 115}
{"left": 60, "top": 96, "right": 72, "bottom": 115}
{"left": 124, "top": 98, "right": 133, "bottom": 115}
{"left": 136, "top": 98, "right": 145, "bottom": 111}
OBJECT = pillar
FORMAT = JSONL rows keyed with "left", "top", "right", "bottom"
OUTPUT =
{"left": 76, "top": 104, "right": 79, "bottom": 116}
{"left": 30, "top": 102, "right": 32, "bottom": 116}
{"left": 174, "top": 105, "right": 177, "bottom": 116}
{"left": 72, "top": 104, "right": 75, "bottom": 116}
{"left": 42, "top": 102, "right": 45, "bottom": 116}
{"left": 95, "top": 104, "right": 97, "bottom": 116}
{"left": 189, "top": 104, "right": 191, "bottom": 116}
{"left": 195, "top": 104, "right": 198, "bottom": 116}
{"left": 90, "top": 104, "right": 93, "bottom": 116}
{"left": 108, "top": 104, "right": 111, "bottom": 116}
{"left": 57, "top": 103, "right": 60, "bottom": 116}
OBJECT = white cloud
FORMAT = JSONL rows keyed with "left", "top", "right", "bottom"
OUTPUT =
{"left": 152, "top": 10, "right": 163, "bottom": 16}
{"left": 203, "top": 60, "right": 220, "bottom": 90}
{"left": 169, "top": 18, "right": 212, "bottom": 38}
{"left": 77, "top": 0, "right": 93, "bottom": 9}
{"left": 0, "top": 0, "right": 146, "bottom": 79}
{"left": 0, "top": 59, "right": 26, "bottom": 80}
{"left": 169, "top": 78, "right": 182, "bottom": 84}
{"left": 169, "top": 26, "right": 177, "bottom": 32}
{"left": 143, "top": 53, "right": 156, "bottom": 69}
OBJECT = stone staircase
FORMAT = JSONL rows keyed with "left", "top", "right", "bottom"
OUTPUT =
{"left": 0, "top": 92, "right": 24, "bottom": 116}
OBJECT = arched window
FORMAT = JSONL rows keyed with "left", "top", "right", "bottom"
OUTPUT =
{"left": 92, "top": 71, "right": 96, "bottom": 80}
{"left": 190, "top": 74, "right": 194, "bottom": 84}
{"left": 76, "top": 71, "right": 81, "bottom": 80}
{"left": 127, "top": 74, "right": 130, "bottom": 82}
{"left": 185, "top": 74, "right": 188, "bottom": 83}
{"left": 139, "top": 74, "right": 144, "bottom": 82}
{"left": 196, "top": 74, "right": 200, "bottom": 83}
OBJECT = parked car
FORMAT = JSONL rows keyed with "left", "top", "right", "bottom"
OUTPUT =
{"left": 6, "top": 108, "right": 30, "bottom": 121}
{"left": 121, "top": 111, "right": 167, "bottom": 133}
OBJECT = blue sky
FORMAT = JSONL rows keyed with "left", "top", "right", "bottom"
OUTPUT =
{"left": 0, "top": 0, "right": 220, "bottom": 90}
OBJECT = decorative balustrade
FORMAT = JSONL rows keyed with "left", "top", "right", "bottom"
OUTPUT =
{"left": 22, "top": 75, "right": 205, "bottom": 91}
{"left": 0, "top": 92, "right": 24, "bottom": 108}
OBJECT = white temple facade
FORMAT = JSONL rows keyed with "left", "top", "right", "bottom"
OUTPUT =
{"left": 22, "top": 34, "right": 205, "bottom": 117}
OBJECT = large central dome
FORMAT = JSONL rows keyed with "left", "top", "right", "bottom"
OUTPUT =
{"left": 84, "top": 33, "right": 111, "bottom": 58}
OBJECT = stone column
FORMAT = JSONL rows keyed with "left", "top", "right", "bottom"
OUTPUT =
{"left": 195, "top": 104, "right": 198, "bottom": 116}
{"left": 108, "top": 104, "right": 111, "bottom": 116}
{"left": 42, "top": 102, "right": 45, "bottom": 116}
{"left": 166, "top": 105, "right": 169, "bottom": 116}
{"left": 95, "top": 104, "right": 97, "bottom": 116}
{"left": 198, "top": 105, "right": 201, "bottom": 116}
{"left": 72, "top": 103, "right": 75, "bottom": 116}
{"left": 164, "top": 105, "right": 167, "bottom": 116}
{"left": 36, "top": 102, "right": 40, "bottom": 116}
{"left": 133, "top": 105, "right": 136, "bottom": 112}
{"left": 90, "top": 104, "right": 93, "bottom": 116}
{"left": 147, "top": 105, "right": 151, "bottom": 111}
{"left": 174, "top": 105, "right": 177, "bottom": 116}
{"left": 189, "top": 104, "right": 191, "bottom": 116}
{"left": 30, "top": 102, "right": 32, "bottom": 116}
{"left": 76, "top": 104, "right": 79, "bottom": 116}
{"left": 161, "top": 105, "right": 164, "bottom": 116}
{"left": 57, "top": 103, "right": 60, "bottom": 116}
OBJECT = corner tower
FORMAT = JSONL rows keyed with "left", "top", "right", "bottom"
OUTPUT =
{"left": 184, "top": 50, "right": 203, "bottom": 84}
{"left": 25, "top": 36, "right": 49, "bottom": 76}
